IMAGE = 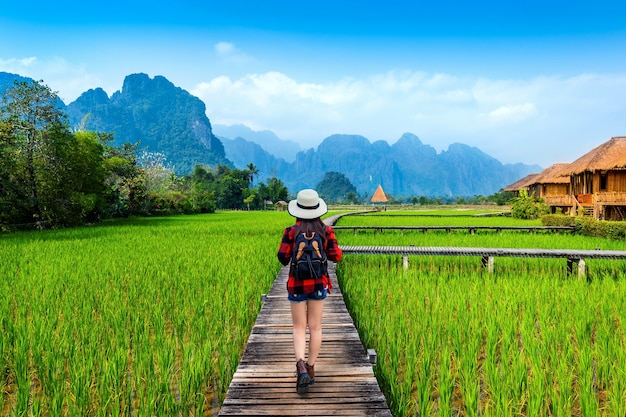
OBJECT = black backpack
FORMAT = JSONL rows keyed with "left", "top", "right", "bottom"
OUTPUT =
{"left": 291, "top": 226, "right": 328, "bottom": 279}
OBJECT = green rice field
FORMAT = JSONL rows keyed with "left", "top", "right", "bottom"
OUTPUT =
{"left": 335, "top": 211, "right": 626, "bottom": 416}
{"left": 1, "top": 209, "right": 626, "bottom": 416}
{"left": 0, "top": 212, "right": 292, "bottom": 416}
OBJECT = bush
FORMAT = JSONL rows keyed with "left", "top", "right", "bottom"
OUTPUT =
{"left": 541, "top": 214, "right": 626, "bottom": 240}
{"left": 510, "top": 190, "right": 549, "bottom": 220}
{"left": 541, "top": 214, "right": 575, "bottom": 227}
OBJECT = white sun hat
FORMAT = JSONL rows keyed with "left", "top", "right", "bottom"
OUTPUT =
{"left": 288, "top": 189, "right": 328, "bottom": 219}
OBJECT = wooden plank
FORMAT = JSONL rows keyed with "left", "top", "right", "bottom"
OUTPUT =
{"left": 333, "top": 225, "right": 575, "bottom": 233}
{"left": 219, "top": 224, "right": 392, "bottom": 417}
{"left": 341, "top": 245, "right": 626, "bottom": 259}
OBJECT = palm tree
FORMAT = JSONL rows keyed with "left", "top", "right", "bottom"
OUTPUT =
{"left": 246, "top": 163, "right": 259, "bottom": 184}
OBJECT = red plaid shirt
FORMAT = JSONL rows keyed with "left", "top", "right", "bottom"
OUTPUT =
{"left": 277, "top": 222, "right": 343, "bottom": 295}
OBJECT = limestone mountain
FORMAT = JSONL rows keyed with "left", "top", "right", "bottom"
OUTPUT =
{"left": 65, "top": 73, "right": 229, "bottom": 173}
{"left": 218, "top": 136, "right": 289, "bottom": 179}
{"left": 213, "top": 124, "right": 301, "bottom": 162}
{"left": 1, "top": 71, "right": 541, "bottom": 197}
{"left": 222, "top": 133, "right": 541, "bottom": 198}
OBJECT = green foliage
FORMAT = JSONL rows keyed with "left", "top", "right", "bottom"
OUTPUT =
{"left": 316, "top": 171, "right": 358, "bottom": 203}
{"left": 541, "top": 214, "right": 576, "bottom": 227}
{"left": 257, "top": 177, "right": 288, "bottom": 207}
{"left": 541, "top": 214, "right": 626, "bottom": 240}
{"left": 510, "top": 189, "right": 549, "bottom": 219}
{"left": 0, "top": 77, "right": 268, "bottom": 228}
{"left": 0, "top": 79, "right": 81, "bottom": 228}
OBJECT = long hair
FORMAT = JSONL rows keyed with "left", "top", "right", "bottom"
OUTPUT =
{"left": 296, "top": 217, "right": 327, "bottom": 243}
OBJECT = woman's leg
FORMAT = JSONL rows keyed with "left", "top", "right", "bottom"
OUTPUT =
{"left": 290, "top": 301, "right": 308, "bottom": 361}
{"left": 306, "top": 299, "right": 325, "bottom": 366}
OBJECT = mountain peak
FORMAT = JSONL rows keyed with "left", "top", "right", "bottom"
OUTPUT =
{"left": 396, "top": 132, "right": 423, "bottom": 146}
{"left": 67, "top": 73, "right": 227, "bottom": 173}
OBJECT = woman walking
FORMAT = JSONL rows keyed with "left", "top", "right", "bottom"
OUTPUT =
{"left": 277, "top": 189, "right": 343, "bottom": 394}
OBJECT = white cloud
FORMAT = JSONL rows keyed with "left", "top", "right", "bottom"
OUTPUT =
{"left": 0, "top": 56, "right": 38, "bottom": 68}
{"left": 193, "top": 69, "right": 626, "bottom": 166}
{"left": 0, "top": 56, "right": 106, "bottom": 102}
{"left": 484, "top": 103, "right": 537, "bottom": 123}
{"left": 215, "top": 41, "right": 236, "bottom": 56}
{"left": 6, "top": 51, "right": 625, "bottom": 167}
{"left": 212, "top": 41, "right": 254, "bottom": 66}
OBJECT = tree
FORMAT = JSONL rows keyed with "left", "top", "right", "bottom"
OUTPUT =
{"left": 258, "top": 177, "right": 288, "bottom": 206}
{"left": 137, "top": 151, "right": 175, "bottom": 212}
{"left": 0, "top": 79, "right": 74, "bottom": 228}
{"left": 246, "top": 162, "right": 259, "bottom": 184}
{"left": 316, "top": 171, "right": 357, "bottom": 203}
{"left": 184, "top": 165, "right": 216, "bottom": 213}
{"left": 62, "top": 131, "right": 107, "bottom": 223}
{"left": 101, "top": 140, "right": 144, "bottom": 217}
{"left": 345, "top": 191, "right": 360, "bottom": 204}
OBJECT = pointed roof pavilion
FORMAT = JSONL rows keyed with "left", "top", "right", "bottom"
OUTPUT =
{"left": 371, "top": 185, "right": 388, "bottom": 203}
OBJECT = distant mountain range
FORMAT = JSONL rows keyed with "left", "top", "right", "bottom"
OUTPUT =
{"left": 212, "top": 124, "right": 301, "bottom": 162}
{"left": 1, "top": 71, "right": 541, "bottom": 197}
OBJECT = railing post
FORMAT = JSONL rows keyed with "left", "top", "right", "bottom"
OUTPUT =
{"left": 481, "top": 256, "right": 494, "bottom": 273}
{"left": 578, "top": 259, "right": 586, "bottom": 279}
{"left": 367, "top": 348, "right": 378, "bottom": 366}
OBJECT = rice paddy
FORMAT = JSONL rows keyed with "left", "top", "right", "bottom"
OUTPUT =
{"left": 2, "top": 209, "right": 625, "bottom": 416}
{"left": 335, "top": 211, "right": 626, "bottom": 416}
{"left": 0, "top": 212, "right": 292, "bottom": 416}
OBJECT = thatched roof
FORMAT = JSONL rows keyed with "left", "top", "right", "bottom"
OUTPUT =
{"left": 566, "top": 136, "right": 626, "bottom": 174}
{"left": 530, "top": 163, "right": 571, "bottom": 185}
{"left": 502, "top": 173, "right": 540, "bottom": 192}
{"left": 370, "top": 185, "right": 388, "bottom": 203}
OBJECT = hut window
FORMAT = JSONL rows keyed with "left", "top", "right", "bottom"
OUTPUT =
{"left": 600, "top": 172, "right": 608, "bottom": 191}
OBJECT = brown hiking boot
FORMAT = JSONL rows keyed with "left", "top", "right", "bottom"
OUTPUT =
{"left": 295, "top": 359, "right": 310, "bottom": 394}
{"left": 306, "top": 362, "right": 315, "bottom": 385}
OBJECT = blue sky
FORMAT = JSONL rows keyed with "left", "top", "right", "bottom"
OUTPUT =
{"left": 2, "top": 0, "right": 626, "bottom": 167}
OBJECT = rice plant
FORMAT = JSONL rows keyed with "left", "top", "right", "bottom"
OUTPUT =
{"left": 336, "top": 212, "right": 626, "bottom": 416}
{"left": 0, "top": 212, "right": 292, "bottom": 416}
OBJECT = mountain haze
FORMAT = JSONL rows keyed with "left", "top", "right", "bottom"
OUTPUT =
{"left": 213, "top": 124, "right": 301, "bottom": 162}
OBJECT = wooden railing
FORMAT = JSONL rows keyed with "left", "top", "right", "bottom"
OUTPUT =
{"left": 595, "top": 192, "right": 626, "bottom": 204}
{"left": 333, "top": 225, "right": 575, "bottom": 235}
{"left": 543, "top": 195, "right": 573, "bottom": 206}
{"left": 576, "top": 194, "right": 594, "bottom": 205}
{"left": 341, "top": 245, "right": 626, "bottom": 278}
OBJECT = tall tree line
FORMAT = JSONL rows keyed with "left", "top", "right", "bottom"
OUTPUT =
{"left": 0, "top": 79, "right": 287, "bottom": 231}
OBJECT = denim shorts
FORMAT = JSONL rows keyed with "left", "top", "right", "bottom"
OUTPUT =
{"left": 288, "top": 288, "right": 328, "bottom": 303}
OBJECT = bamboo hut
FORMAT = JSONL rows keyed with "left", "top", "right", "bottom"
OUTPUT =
{"left": 527, "top": 163, "right": 572, "bottom": 214}
{"left": 502, "top": 173, "right": 540, "bottom": 197}
{"left": 565, "top": 136, "right": 626, "bottom": 220}
{"left": 370, "top": 185, "right": 388, "bottom": 211}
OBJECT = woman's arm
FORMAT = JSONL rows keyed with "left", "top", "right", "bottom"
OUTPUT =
{"left": 324, "top": 226, "right": 343, "bottom": 262}
{"left": 277, "top": 227, "right": 294, "bottom": 266}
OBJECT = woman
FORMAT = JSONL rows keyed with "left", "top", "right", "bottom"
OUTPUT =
{"left": 277, "top": 189, "right": 343, "bottom": 394}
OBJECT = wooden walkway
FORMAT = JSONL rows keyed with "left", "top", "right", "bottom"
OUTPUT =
{"left": 333, "top": 225, "right": 575, "bottom": 234}
{"left": 218, "top": 235, "right": 392, "bottom": 415}
{"left": 341, "top": 245, "right": 626, "bottom": 277}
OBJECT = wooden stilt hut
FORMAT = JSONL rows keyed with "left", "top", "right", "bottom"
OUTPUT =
{"left": 527, "top": 163, "right": 572, "bottom": 214}
{"left": 502, "top": 173, "right": 540, "bottom": 197}
{"left": 565, "top": 136, "right": 626, "bottom": 220}
{"left": 371, "top": 185, "right": 388, "bottom": 211}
